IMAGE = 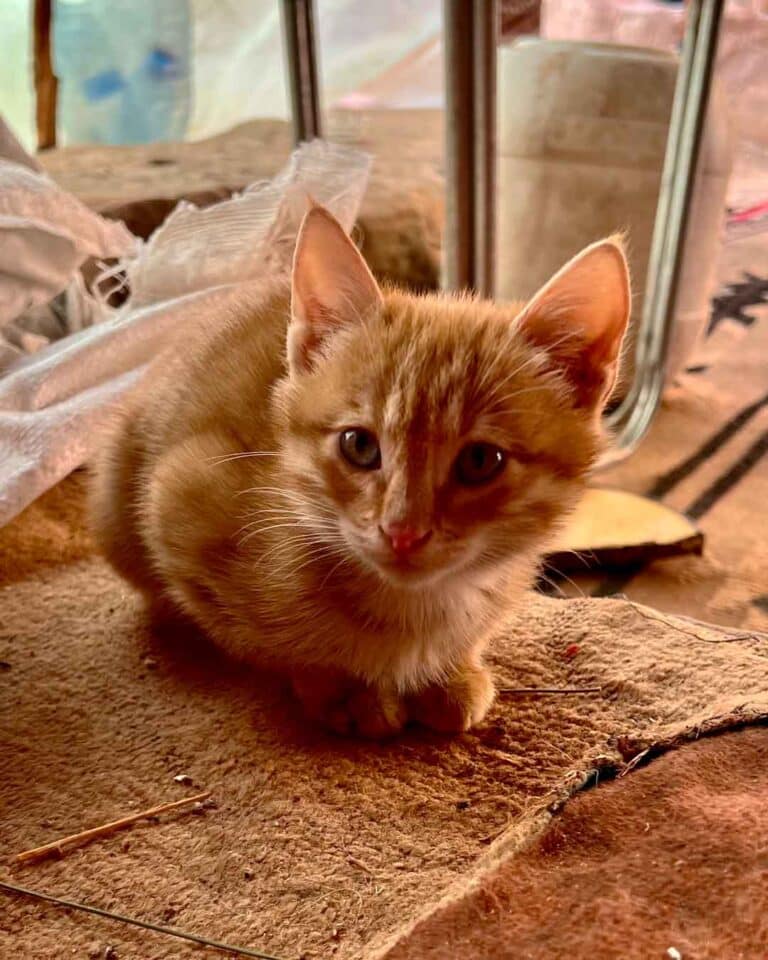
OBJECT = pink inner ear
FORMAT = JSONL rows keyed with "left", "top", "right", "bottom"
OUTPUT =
{"left": 289, "top": 206, "right": 383, "bottom": 374}
{"left": 516, "top": 239, "right": 631, "bottom": 409}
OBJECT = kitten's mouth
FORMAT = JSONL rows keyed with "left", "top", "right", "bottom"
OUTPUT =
{"left": 379, "top": 554, "right": 422, "bottom": 577}
{"left": 341, "top": 525, "right": 467, "bottom": 589}
{"left": 376, "top": 562, "right": 441, "bottom": 588}
{"left": 368, "top": 548, "right": 459, "bottom": 589}
{"left": 346, "top": 541, "right": 437, "bottom": 587}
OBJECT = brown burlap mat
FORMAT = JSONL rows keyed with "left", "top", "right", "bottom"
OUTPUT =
{"left": 1, "top": 475, "right": 766, "bottom": 959}
{"left": 378, "top": 725, "right": 768, "bottom": 960}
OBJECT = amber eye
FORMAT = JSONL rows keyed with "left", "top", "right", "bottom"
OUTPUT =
{"left": 339, "top": 428, "right": 381, "bottom": 470}
{"left": 455, "top": 442, "right": 506, "bottom": 486}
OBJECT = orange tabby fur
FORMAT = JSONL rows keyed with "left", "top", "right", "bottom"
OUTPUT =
{"left": 90, "top": 205, "right": 630, "bottom": 738}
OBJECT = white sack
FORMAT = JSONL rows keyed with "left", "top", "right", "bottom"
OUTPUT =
{"left": 0, "top": 138, "right": 371, "bottom": 526}
{"left": 0, "top": 118, "right": 136, "bottom": 333}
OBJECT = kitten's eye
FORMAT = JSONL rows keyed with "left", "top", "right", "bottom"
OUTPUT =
{"left": 455, "top": 442, "right": 506, "bottom": 486}
{"left": 339, "top": 428, "right": 381, "bottom": 470}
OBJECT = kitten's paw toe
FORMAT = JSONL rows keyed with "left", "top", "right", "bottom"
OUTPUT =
{"left": 342, "top": 686, "right": 407, "bottom": 739}
{"left": 295, "top": 671, "right": 406, "bottom": 739}
{"left": 409, "top": 665, "right": 495, "bottom": 733}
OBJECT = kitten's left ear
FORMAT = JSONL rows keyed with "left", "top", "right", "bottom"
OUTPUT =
{"left": 516, "top": 237, "right": 631, "bottom": 410}
{"left": 288, "top": 204, "right": 383, "bottom": 374}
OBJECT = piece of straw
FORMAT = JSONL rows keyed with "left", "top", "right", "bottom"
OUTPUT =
{"left": 0, "top": 880, "right": 282, "bottom": 960}
{"left": 15, "top": 792, "right": 211, "bottom": 865}
{"left": 498, "top": 686, "right": 601, "bottom": 695}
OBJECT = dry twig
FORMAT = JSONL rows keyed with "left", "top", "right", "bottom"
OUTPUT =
{"left": 15, "top": 792, "right": 211, "bottom": 865}
{"left": 498, "top": 686, "right": 601, "bottom": 696}
{"left": 631, "top": 604, "right": 768, "bottom": 644}
{"left": 0, "top": 880, "right": 281, "bottom": 959}
{"left": 618, "top": 748, "right": 651, "bottom": 778}
{"left": 347, "top": 855, "right": 379, "bottom": 877}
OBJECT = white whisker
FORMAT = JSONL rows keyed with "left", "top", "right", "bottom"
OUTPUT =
{"left": 208, "top": 450, "right": 280, "bottom": 466}
{"left": 237, "top": 521, "right": 306, "bottom": 546}
{"left": 318, "top": 555, "right": 353, "bottom": 590}
{"left": 255, "top": 534, "right": 320, "bottom": 565}
{"left": 264, "top": 541, "right": 349, "bottom": 580}
{"left": 488, "top": 384, "right": 558, "bottom": 408}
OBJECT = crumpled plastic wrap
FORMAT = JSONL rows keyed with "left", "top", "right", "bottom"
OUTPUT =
{"left": 0, "top": 118, "right": 136, "bottom": 348}
{"left": 0, "top": 134, "right": 371, "bottom": 527}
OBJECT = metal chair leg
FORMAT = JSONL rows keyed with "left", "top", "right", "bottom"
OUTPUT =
{"left": 602, "top": 0, "right": 725, "bottom": 462}
{"left": 443, "top": 0, "right": 497, "bottom": 298}
{"left": 280, "top": 0, "right": 322, "bottom": 144}
{"left": 443, "top": 0, "right": 724, "bottom": 463}
{"left": 282, "top": 0, "right": 724, "bottom": 463}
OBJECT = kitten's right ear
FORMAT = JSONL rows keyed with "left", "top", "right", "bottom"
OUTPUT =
{"left": 515, "top": 237, "right": 631, "bottom": 411}
{"left": 288, "top": 205, "right": 382, "bottom": 375}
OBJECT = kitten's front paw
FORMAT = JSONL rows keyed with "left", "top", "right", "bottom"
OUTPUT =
{"left": 327, "top": 685, "right": 407, "bottom": 739}
{"left": 292, "top": 669, "right": 406, "bottom": 739}
{"left": 408, "top": 663, "right": 495, "bottom": 733}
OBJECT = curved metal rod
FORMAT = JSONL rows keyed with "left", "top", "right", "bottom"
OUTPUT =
{"left": 602, "top": 0, "right": 725, "bottom": 466}
{"left": 284, "top": 0, "right": 723, "bottom": 467}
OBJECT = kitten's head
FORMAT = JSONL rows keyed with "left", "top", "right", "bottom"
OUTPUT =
{"left": 274, "top": 205, "right": 630, "bottom": 590}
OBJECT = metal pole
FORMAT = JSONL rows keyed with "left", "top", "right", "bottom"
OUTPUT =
{"left": 605, "top": 0, "right": 725, "bottom": 462}
{"left": 443, "top": 0, "right": 497, "bottom": 295}
{"left": 443, "top": 0, "right": 474, "bottom": 291}
{"left": 473, "top": 0, "right": 497, "bottom": 298}
{"left": 280, "top": 0, "right": 322, "bottom": 144}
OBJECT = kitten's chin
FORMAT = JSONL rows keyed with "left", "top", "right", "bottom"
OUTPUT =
{"left": 373, "top": 562, "right": 453, "bottom": 591}
{"left": 363, "top": 549, "right": 474, "bottom": 592}
{"left": 341, "top": 528, "right": 482, "bottom": 592}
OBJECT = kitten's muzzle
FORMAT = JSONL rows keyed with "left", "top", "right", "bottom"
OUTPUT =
{"left": 379, "top": 523, "right": 433, "bottom": 558}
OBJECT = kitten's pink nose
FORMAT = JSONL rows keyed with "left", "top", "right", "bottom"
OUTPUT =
{"left": 381, "top": 523, "right": 433, "bottom": 556}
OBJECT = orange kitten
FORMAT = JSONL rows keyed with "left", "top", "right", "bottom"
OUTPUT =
{"left": 90, "top": 205, "right": 630, "bottom": 738}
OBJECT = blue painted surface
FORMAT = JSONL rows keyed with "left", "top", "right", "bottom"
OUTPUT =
{"left": 83, "top": 69, "right": 126, "bottom": 102}
{"left": 53, "top": 0, "right": 191, "bottom": 145}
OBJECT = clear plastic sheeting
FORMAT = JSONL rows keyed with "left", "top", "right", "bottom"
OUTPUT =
{"left": 544, "top": 0, "right": 768, "bottom": 225}
{"left": 0, "top": 138, "right": 371, "bottom": 527}
{"left": 126, "top": 140, "right": 369, "bottom": 306}
{"left": 0, "top": 116, "right": 135, "bottom": 366}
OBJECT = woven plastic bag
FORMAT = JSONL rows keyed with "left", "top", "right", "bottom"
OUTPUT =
{"left": 0, "top": 137, "right": 371, "bottom": 526}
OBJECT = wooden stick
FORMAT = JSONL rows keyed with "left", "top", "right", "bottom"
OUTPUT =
{"left": 0, "top": 880, "right": 282, "bottom": 960}
{"left": 632, "top": 603, "right": 768, "bottom": 644}
{"left": 33, "top": 0, "right": 58, "bottom": 150}
{"left": 15, "top": 792, "right": 211, "bottom": 865}
{"left": 498, "top": 686, "right": 601, "bottom": 696}
{"left": 347, "top": 854, "right": 379, "bottom": 877}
